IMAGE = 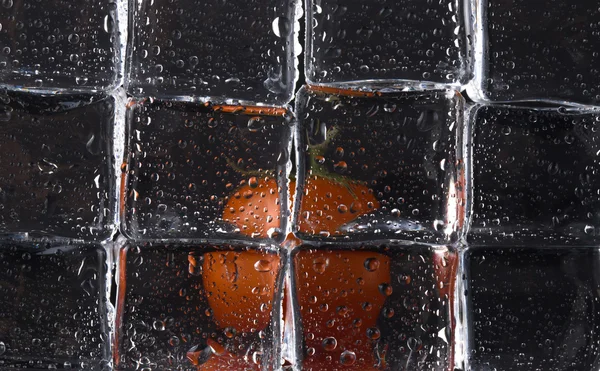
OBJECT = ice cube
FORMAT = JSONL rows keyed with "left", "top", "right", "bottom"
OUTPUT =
{"left": 292, "top": 242, "right": 457, "bottom": 370}
{"left": 468, "top": 104, "right": 600, "bottom": 245}
{"left": 115, "top": 242, "right": 283, "bottom": 371}
{"left": 465, "top": 246, "right": 600, "bottom": 370}
{"left": 0, "top": 92, "right": 119, "bottom": 240}
{"left": 305, "top": 0, "right": 471, "bottom": 88}
{"left": 469, "top": 0, "right": 600, "bottom": 105}
{"left": 0, "top": 0, "right": 124, "bottom": 92}
{"left": 127, "top": 0, "right": 300, "bottom": 105}
{"left": 0, "top": 240, "right": 111, "bottom": 370}
{"left": 294, "top": 86, "right": 467, "bottom": 244}
{"left": 122, "top": 99, "right": 293, "bottom": 241}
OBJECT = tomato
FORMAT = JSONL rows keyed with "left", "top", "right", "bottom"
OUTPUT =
{"left": 188, "top": 250, "right": 280, "bottom": 370}
{"left": 296, "top": 175, "right": 380, "bottom": 237}
{"left": 218, "top": 175, "right": 382, "bottom": 370}
{"left": 223, "top": 175, "right": 379, "bottom": 238}
{"left": 222, "top": 177, "right": 281, "bottom": 238}
{"left": 294, "top": 250, "right": 391, "bottom": 370}
{"left": 216, "top": 162, "right": 456, "bottom": 370}
{"left": 200, "top": 250, "right": 280, "bottom": 333}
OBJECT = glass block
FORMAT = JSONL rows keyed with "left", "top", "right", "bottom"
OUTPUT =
{"left": 115, "top": 242, "right": 283, "bottom": 371}
{"left": 0, "top": 240, "right": 111, "bottom": 370}
{"left": 122, "top": 99, "right": 292, "bottom": 241}
{"left": 0, "top": 0, "right": 124, "bottom": 92}
{"left": 294, "top": 86, "right": 466, "bottom": 244}
{"left": 305, "top": 0, "right": 471, "bottom": 88}
{"left": 468, "top": 105, "right": 600, "bottom": 245}
{"left": 292, "top": 243, "right": 457, "bottom": 370}
{"left": 470, "top": 0, "right": 600, "bottom": 105}
{"left": 0, "top": 92, "right": 119, "bottom": 240}
{"left": 465, "top": 246, "right": 600, "bottom": 371}
{"left": 127, "top": 0, "right": 300, "bottom": 105}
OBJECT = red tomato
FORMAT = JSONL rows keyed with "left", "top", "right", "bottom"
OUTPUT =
{"left": 294, "top": 250, "right": 391, "bottom": 370}
{"left": 222, "top": 177, "right": 282, "bottom": 238}
{"left": 222, "top": 175, "right": 379, "bottom": 239}
{"left": 185, "top": 250, "right": 280, "bottom": 370}
{"left": 296, "top": 175, "right": 380, "bottom": 237}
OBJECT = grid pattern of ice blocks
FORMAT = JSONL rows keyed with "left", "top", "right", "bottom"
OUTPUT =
{"left": 0, "top": 92, "right": 117, "bottom": 240}
{"left": 468, "top": 105, "right": 600, "bottom": 245}
{"left": 292, "top": 243, "right": 457, "bottom": 370}
{"left": 122, "top": 99, "right": 292, "bottom": 240}
{"left": 295, "top": 87, "right": 467, "bottom": 244}
{"left": 471, "top": 0, "right": 600, "bottom": 105}
{"left": 127, "top": 0, "right": 299, "bottom": 105}
{"left": 465, "top": 247, "right": 600, "bottom": 370}
{"left": 4, "top": 0, "right": 600, "bottom": 369}
{"left": 115, "top": 242, "right": 283, "bottom": 371}
{"left": 0, "top": 0, "right": 123, "bottom": 92}
{"left": 0, "top": 241, "right": 111, "bottom": 370}
{"left": 305, "top": 0, "right": 471, "bottom": 87}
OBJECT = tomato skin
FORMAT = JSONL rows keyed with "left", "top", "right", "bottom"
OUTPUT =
{"left": 218, "top": 173, "right": 392, "bottom": 370}
{"left": 201, "top": 250, "right": 280, "bottom": 334}
{"left": 294, "top": 250, "right": 391, "bottom": 371}
{"left": 190, "top": 250, "right": 280, "bottom": 370}
{"left": 222, "top": 177, "right": 282, "bottom": 238}
{"left": 223, "top": 175, "right": 379, "bottom": 239}
{"left": 296, "top": 176, "right": 380, "bottom": 237}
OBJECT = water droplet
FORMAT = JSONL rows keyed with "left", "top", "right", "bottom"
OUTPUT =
{"left": 378, "top": 283, "right": 393, "bottom": 296}
{"left": 337, "top": 204, "right": 348, "bottom": 213}
{"left": 333, "top": 161, "right": 348, "bottom": 173}
{"left": 272, "top": 16, "right": 291, "bottom": 38}
{"left": 312, "top": 256, "right": 330, "bottom": 274}
{"left": 76, "top": 76, "right": 88, "bottom": 86}
{"left": 340, "top": 350, "right": 357, "bottom": 365}
{"left": 254, "top": 259, "right": 272, "bottom": 272}
{"left": 366, "top": 327, "right": 381, "bottom": 340}
{"left": 383, "top": 307, "right": 395, "bottom": 318}
{"left": 169, "top": 336, "right": 180, "bottom": 347}
{"left": 68, "top": 34, "right": 80, "bottom": 44}
{"left": 224, "top": 327, "right": 236, "bottom": 338}
{"left": 104, "top": 14, "right": 115, "bottom": 33}
{"left": 153, "top": 319, "right": 166, "bottom": 331}
{"left": 322, "top": 337, "right": 337, "bottom": 351}
{"left": 364, "top": 257, "right": 380, "bottom": 272}
{"left": 337, "top": 305, "right": 349, "bottom": 316}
